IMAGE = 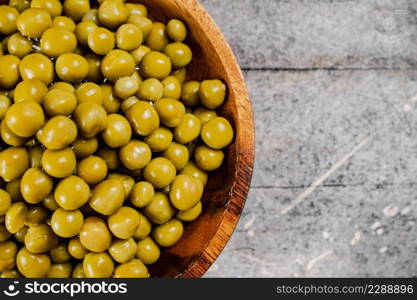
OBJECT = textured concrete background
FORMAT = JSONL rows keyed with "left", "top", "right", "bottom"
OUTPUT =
{"left": 200, "top": 0, "right": 417, "bottom": 277}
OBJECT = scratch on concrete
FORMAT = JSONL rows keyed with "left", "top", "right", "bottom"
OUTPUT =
{"left": 243, "top": 215, "right": 256, "bottom": 230}
{"left": 281, "top": 137, "right": 370, "bottom": 215}
{"left": 401, "top": 206, "right": 412, "bottom": 215}
{"left": 350, "top": 231, "right": 362, "bottom": 246}
{"left": 379, "top": 246, "right": 388, "bottom": 254}
{"left": 305, "top": 250, "right": 333, "bottom": 273}
{"left": 383, "top": 205, "right": 399, "bottom": 218}
{"left": 371, "top": 221, "right": 382, "bottom": 232}
{"left": 403, "top": 92, "right": 417, "bottom": 112}
{"left": 322, "top": 231, "right": 331, "bottom": 240}
{"left": 376, "top": 228, "right": 384, "bottom": 235}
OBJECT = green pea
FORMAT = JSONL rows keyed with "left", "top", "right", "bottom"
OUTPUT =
{"left": 5, "top": 202, "right": 28, "bottom": 234}
{"left": 164, "top": 42, "right": 192, "bottom": 69}
{"left": 144, "top": 127, "right": 173, "bottom": 152}
{"left": 137, "top": 78, "right": 163, "bottom": 101}
{"left": 177, "top": 201, "right": 202, "bottom": 222}
{"left": 194, "top": 145, "right": 224, "bottom": 171}
{"left": 140, "top": 51, "right": 172, "bottom": 80}
{"left": 169, "top": 174, "right": 203, "bottom": 211}
{"left": 119, "top": 140, "right": 152, "bottom": 170}
{"left": 154, "top": 98, "right": 185, "bottom": 128}
{"left": 143, "top": 157, "right": 176, "bottom": 189}
{"left": 162, "top": 76, "right": 181, "bottom": 100}
{"left": 130, "top": 181, "right": 154, "bottom": 208}
{"left": 174, "top": 113, "right": 201, "bottom": 144}
{"left": 131, "top": 44, "right": 151, "bottom": 64}
{"left": 136, "top": 237, "right": 160, "bottom": 265}
{"left": 134, "top": 212, "right": 151, "bottom": 240}
{"left": 171, "top": 67, "right": 187, "bottom": 84}
{"left": 181, "top": 81, "right": 200, "bottom": 106}
{"left": 152, "top": 219, "right": 183, "bottom": 247}
{"left": 162, "top": 143, "right": 189, "bottom": 171}
{"left": 108, "top": 206, "right": 140, "bottom": 239}
{"left": 199, "top": 80, "right": 226, "bottom": 109}
{"left": 193, "top": 107, "right": 217, "bottom": 124}
{"left": 127, "top": 15, "right": 152, "bottom": 40}
{"left": 180, "top": 161, "right": 208, "bottom": 186}
{"left": 83, "top": 252, "right": 114, "bottom": 278}
{"left": 0, "top": 188, "right": 12, "bottom": 215}
{"left": 114, "top": 259, "right": 149, "bottom": 278}
{"left": 109, "top": 238, "right": 137, "bottom": 263}
{"left": 125, "top": 3, "right": 147, "bottom": 17}
{"left": 146, "top": 22, "right": 168, "bottom": 51}
{"left": 121, "top": 96, "right": 139, "bottom": 114}
{"left": 24, "top": 224, "right": 59, "bottom": 254}
{"left": 201, "top": 117, "right": 234, "bottom": 149}
{"left": 166, "top": 19, "right": 187, "bottom": 42}
{"left": 143, "top": 192, "right": 175, "bottom": 225}
{"left": 126, "top": 101, "right": 160, "bottom": 136}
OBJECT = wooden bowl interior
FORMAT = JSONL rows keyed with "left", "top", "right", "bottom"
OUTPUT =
{"left": 0, "top": 0, "right": 255, "bottom": 278}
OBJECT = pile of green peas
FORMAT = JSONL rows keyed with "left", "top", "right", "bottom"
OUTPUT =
{"left": 0, "top": 0, "right": 234, "bottom": 278}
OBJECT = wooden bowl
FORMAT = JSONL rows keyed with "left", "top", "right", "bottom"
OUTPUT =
{"left": 0, "top": 0, "right": 255, "bottom": 277}
{"left": 136, "top": 0, "right": 255, "bottom": 277}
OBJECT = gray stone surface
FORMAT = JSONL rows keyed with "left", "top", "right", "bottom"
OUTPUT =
{"left": 200, "top": 0, "right": 417, "bottom": 69}
{"left": 249, "top": 70, "right": 417, "bottom": 189}
{"left": 205, "top": 70, "right": 417, "bottom": 277}
{"left": 199, "top": 0, "right": 417, "bottom": 277}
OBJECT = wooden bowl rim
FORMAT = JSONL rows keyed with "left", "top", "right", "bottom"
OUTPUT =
{"left": 177, "top": 0, "right": 255, "bottom": 278}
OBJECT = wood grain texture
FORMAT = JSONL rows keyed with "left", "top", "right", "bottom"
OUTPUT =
{"left": 135, "top": 0, "right": 255, "bottom": 277}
